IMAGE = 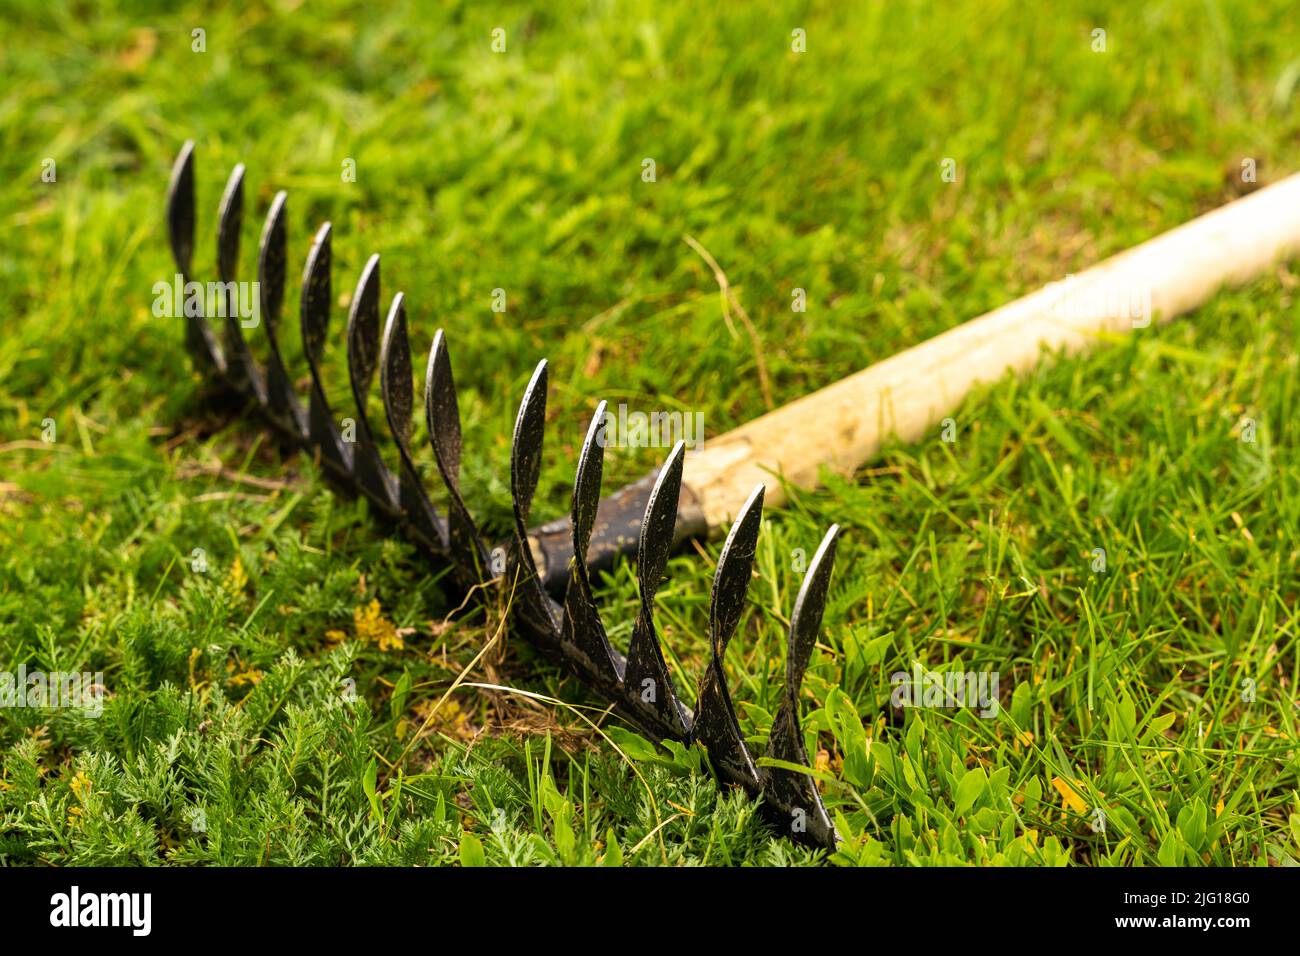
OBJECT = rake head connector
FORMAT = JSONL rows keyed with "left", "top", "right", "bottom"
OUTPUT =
{"left": 165, "top": 142, "right": 842, "bottom": 850}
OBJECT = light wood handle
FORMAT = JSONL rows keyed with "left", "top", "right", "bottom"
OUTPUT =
{"left": 684, "top": 173, "right": 1300, "bottom": 531}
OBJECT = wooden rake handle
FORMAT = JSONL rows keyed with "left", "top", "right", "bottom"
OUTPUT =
{"left": 684, "top": 172, "right": 1300, "bottom": 528}
{"left": 529, "top": 173, "right": 1300, "bottom": 589}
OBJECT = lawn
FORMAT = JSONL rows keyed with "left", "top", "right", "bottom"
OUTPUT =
{"left": 2, "top": 0, "right": 1299, "bottom": 866}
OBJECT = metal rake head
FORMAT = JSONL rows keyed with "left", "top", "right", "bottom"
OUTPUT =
{"left": 165, "top": 141, "right": 842, "bottom": 850}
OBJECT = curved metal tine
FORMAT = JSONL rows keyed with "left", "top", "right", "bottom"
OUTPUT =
{"left": 507, "top": 360, "right": 563, "bottom": 641}
{"left": 379, "top": 293, "right": 447, "bottom": 552}
{"left": 214, "top": 164, "right": 267, "bottom": 404}
{"left": 256, "top": 191, "right": 307, "bottom": 437}
{"left": 165, "top": 140, "right": 224, "bottom": 375}
{"left": 425, "top": 329, "right": 489, "bottom": 580}
{"left": 299, "top": 222, "right": 352, "bottom": 482}
{"left": 762, "top": 524, "right": 841, "bottom": 851}
{"left": 344, "top": 254, "right": 400, "bottom": 515}
{"left": 622, "top": 440, "right": 690, "bottom": 739}
{"left": 692, "top": 484, "right": 765, "bottom": 793}
{"left": 559, "top": 401, "right": 623, "bottom": 685}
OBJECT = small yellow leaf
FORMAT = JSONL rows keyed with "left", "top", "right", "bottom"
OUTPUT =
{"left": 225, "top": 556, "right": 247, "bottom": 595}
{"left": 1051, "top": 776, "right": 1088, "bottom": 815}
{"left": 70, "top": 770, "right": 92, "bottom": 802}
{"left": 352, "top": 599, "right": 409, "bottom": 652}
{"left": 226, "top": 661, "right": 264, "bottom": 688}
{"left": 814, "top": 749, "right": 831, "bottom": 792}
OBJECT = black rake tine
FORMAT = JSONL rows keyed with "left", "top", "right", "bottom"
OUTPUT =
{"left": 256, "top": 190, "right": 308, "bottom": 436}
{"left": 692, "top": 484, "right": 765, "bottom": 793}
{"left": 215, "top": 163, "right": 267, "bottom": 404}
{"left": 425, "top": 329, "right": 489, "bottom": 579}
{"left": 622, "top": 440, "right": 690, "bottom": 738}
{"left": 508, "top": 360, "right": 563, "bottom": 639}
{"left": 379, "top": 292, "right": 446, "bottom": 552}
{"left": 763, "top": 523, "right": 841, "bottom": 850}
{"left": 166, "top": 140, "right": 196, "bottom": 277}
{"left": 560, "top": 401, "right": 623, "bottom": 684}
{"left": 346, "top": 254, "right": 400, "bottom": 514}
{"left": 300, "top": 222, "right": 352, "bottom": 481}
{"left": 165, "top": 140, "right": 223, "bottom": 374}
{"left": 215, "top": 163, "right": 244, "bottom": 284}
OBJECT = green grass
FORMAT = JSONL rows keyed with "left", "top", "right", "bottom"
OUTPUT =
{"left": 3, "top": 0, "right": 1300, "bottom": 866}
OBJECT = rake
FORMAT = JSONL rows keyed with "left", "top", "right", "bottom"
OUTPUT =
{"left": 164, "top": 141, "right": 1300, "bottom": 852}
{"left": 165, "top": 142, "right": 841, "bottom": 849}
